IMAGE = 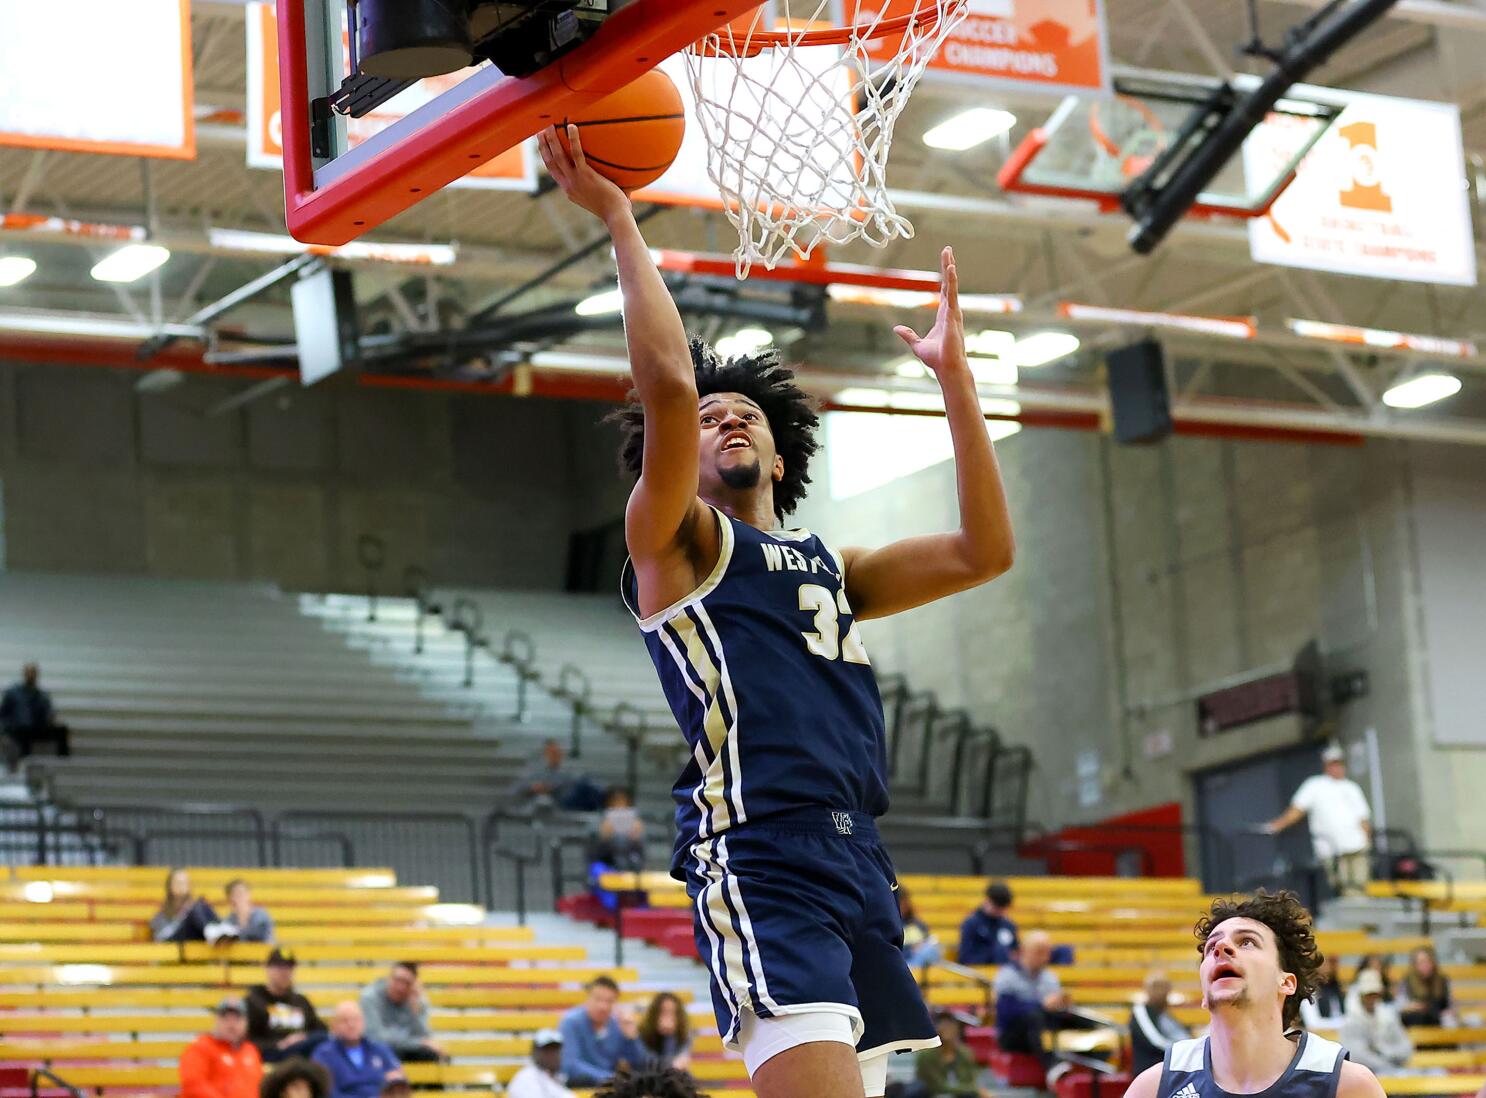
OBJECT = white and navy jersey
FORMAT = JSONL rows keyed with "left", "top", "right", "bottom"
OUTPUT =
{"left": 621, "top": 507, "right": 890, "bottom": 876}
{"left": 1159, "top": 1034, "right": 1347, "bottom": 1098}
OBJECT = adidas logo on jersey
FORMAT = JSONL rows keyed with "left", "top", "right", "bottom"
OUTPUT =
{"left": 1171, "top": 1083, "right": 1201, "bottom": 1098}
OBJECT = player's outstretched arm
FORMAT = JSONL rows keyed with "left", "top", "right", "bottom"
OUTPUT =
{"left": 1337, "top": 1059, "right": 1387, "bottom": 1098}
{"left": 839, "top": 246, "right": 1015, "bottom": 621}
{"left": 538, "top": 127, "right": 711, "bottom": 593}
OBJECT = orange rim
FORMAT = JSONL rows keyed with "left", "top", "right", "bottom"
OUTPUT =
{"left": 693, "top": 3, "right": 949, "bottom": 55}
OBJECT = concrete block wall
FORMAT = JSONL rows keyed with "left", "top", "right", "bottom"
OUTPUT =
{"left": 0, "top": 358, "right": 623, "bottom": 592}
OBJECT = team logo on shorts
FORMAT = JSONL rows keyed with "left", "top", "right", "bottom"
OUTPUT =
{"left": 831, "top": 811, "right": 854, "bottom": 835}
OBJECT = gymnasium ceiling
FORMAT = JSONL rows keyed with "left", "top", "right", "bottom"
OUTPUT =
{"left": 3, "top": 0, "right": 1486, "bottom": 444}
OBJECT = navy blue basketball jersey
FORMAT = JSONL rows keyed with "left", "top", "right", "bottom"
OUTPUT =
{"left": 621, "top": 506, "right": 890, "bottom": 876}
{"left": 1159, "top": 1034, "right": 1346, "bottom": 1098}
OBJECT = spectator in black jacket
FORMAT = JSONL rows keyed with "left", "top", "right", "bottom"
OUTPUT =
{"left": 1128, "top": 971, "right": 1191, "bottom": 1074}
{"left": 956, "top": 882, "right": 1018, "bottom": 966}
{"left": 248, "top": 950, "right": 328, "bottom": 1062}
{"left": 1, "top": 663, "right": 70, "bottom": 769}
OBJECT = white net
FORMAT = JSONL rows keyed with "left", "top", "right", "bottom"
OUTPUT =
{"left": 684, "top": 0, "right": 970, "bottom": 278}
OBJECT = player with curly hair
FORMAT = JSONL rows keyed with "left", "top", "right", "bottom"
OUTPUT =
{"left": 538, "top": 122, "right": 1015, "bottom": 1098}
{"left": 594, "top": 1068, "right": 704, "bottom": 1098}
{"left": 1125, "top": 890, "right": 1385, "bottom": 1098}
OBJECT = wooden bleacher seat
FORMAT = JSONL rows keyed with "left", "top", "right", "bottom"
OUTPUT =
{"left": 0, "top": 987, "right": 685, "bottom": 1011}
{"left": 1374, "top": 1075, "right": 1484, "bottom": 1096}
{"left": 0, "top": 882, "right": 438, "bottom": 905}
{"left": 7, "top": 867, "right": 400, "bottom": 888}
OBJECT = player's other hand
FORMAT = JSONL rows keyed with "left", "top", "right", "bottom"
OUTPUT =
{"left": 538, "top": 124, "right": 631, "bottom": 225}
{"left": 893, "top": 246, "right": 967, "bottom": 378}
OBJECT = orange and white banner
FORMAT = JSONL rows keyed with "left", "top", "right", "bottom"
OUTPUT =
{"left": 1245, "top": 89, "right": 1475, "bottom": 286}
{"left": 1059, "top": 303, "right": 1256, "bottom": 340}
{"left": 850, "top": 0, "right": 1109, "bottom": 96}
{"left": 0, "top": 0, "right": 194, "bottom": 159}
{"left": 1287, "top": 320, "right": 1477, "bottom": 359}
{"left": 244, "top": 3, "right": 535, "bottom": 192}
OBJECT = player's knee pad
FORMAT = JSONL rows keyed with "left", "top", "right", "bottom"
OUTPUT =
{"left": 738, "top": 1008, "right": 858, "bottom": 1077}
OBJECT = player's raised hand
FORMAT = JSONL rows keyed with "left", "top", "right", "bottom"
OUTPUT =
{"left": 892, "top": 246, "right": 967, "bottom": 377}
{"left": 537, "top": 124, "right": 631, "bottom": 224}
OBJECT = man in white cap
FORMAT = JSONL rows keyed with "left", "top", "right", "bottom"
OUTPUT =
{"left": 1263, "top": 743, "right": 1372, "bottom": 896}
{"left": 1340, "top": 969, "right": 1412, "bottom": 1074}
{"left": 507, "top": 1028, "right": 575, "bottom": 1098}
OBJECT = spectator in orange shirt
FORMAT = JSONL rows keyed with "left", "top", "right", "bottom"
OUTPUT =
{"left": 182, "top": 997, "right": 264, "bottom": 1098}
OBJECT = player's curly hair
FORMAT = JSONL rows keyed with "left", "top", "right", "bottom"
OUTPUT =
{"left": 593, "top": 1068, "right": 706, "bottom": 1098}
{"left": 1194, "top": 889, "right": 1324, "bottom": 1031}
{"left": 260, "top": 1058, "right": 331, "bottom": 1098}
{"left": 611, "top": 338, "right": 821, "bottom": 521}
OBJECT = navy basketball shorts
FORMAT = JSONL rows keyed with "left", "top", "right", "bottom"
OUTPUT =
{"left": 681, "top": 808, "right": 939, "bottom": 1060}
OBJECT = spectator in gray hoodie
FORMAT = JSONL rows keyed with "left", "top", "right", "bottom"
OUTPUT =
{"left": 224, "top": 880, "right": 276, "bottom": 943}
{"left": 360, "top": 963, "right": 444, "bottom": 1064}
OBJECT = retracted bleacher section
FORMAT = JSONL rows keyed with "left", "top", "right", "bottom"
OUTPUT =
{"left": 0, "top": 866, "right": 753, "bottom": 1098}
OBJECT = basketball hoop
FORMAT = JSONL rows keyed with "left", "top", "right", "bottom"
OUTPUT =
{"left": 684, "top": 0, "right": 970, "bottom": 277}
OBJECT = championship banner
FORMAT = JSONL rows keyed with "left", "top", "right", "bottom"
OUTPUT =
{"left": 0, "top": 0, "right": 194, "bottom": 159}
{"left": 245, "top": 3, "right": 535, "bottom": 191}
{"left": 1245, "top": 89, "right": 1476, "bottom": 286}
{"left": 852, "top": 0, "right": 1110, "bottom": 97}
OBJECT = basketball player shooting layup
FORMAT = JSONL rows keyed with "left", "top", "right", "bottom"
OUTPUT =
{"left": 1127, "top": 890, "right": 1386, "bottom": 1098}
{"left": 539, "top": 123, "right": 1016, "bottom": 1098}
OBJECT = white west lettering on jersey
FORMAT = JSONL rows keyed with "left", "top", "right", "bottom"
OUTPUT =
{"left": 761, "top": 543, "right": 785, "bottom": 572}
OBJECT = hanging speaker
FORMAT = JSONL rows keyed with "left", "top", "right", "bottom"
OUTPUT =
{"left": 357, "top": 0, "right": 473, "bottom": 80}
{"left": 1106, "top": 339, "right": 1172, "bottom": 445}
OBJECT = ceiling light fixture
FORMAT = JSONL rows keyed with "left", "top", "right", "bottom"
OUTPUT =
{"left": 923, "top": 108, "right": 1017, "bottom": 151}
{"left": 90, "top": 243, "right": 170, "bottom": 284}
{"left": 1012, "top": 331, "right": 1081, "bottom": 367}
{"left": 1382, "top": 373, "right": 1462, "bottom": 409}
{"left": 0, "top": 256, "right": 37, "bottom": 287}
{"left": 575, "top": 287, "right": 623, "bottom": 317}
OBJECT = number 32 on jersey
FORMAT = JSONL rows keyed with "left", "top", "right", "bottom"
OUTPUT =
{"left": 798, "top": 584, "right": 870, "bottom": 665}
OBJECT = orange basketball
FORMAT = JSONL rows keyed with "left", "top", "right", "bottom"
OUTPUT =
{"left": 561, "top": 69, "right": 686, "bottom": 191}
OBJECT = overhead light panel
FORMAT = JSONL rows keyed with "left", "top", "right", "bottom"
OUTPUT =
{"left": 1382, "top": 373, "right": 1462, "bottom": 409}
{"left": 971, "top": 359, "right": 1018, "bottom": 387}
{"left": 1013, "top": 331, "right": 1080, "bottom": 367}
{"left": 575, "top": 287, "right": 623, "bottom": 317}
{"left": 923, "top": 108, "right": 1017, "bottom": 151}
{"left": 716, "top": 327, "right": 774, "bottom": 358}
{"left": 0, "top": 309, "right": 199, "bottom": 341}
{"left": 893, "top": 358, "right": 926, "bottom": 379}
{"left": 0, "top": 255, "right": 37, "bottom": 287}
{"left": 90, "top": 243, "right": 170, "bottom": 284}
{"left": 966, "top": 329, "right": 1016, "bottom": 357}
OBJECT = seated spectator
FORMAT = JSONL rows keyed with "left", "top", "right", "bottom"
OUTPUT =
{"left": 559, "top": 975, "right": 648, "bottom": 1087}
{"left": 507, "top": 1029, "right": 576, "bottom": 1098}
{"left": 0, "top": 662, "right": 70, "bottom": 769}
{"left": 594, "top": 1069, "right": 700, "bottom": 1098}
{"left": 636, "top": 992, "right": 691, "bottom": 1072}
{"left": 378, "top": 1077, "right": 411, "bottom": 1098}
{"left": 992, "top": 931, "right": 1087, "bottom": 1079}
{"left": 181, "top": 997, "right": 263, "bottom": 1098}
{"left": 225, "top": 879, "right": 276, "bottom": 943}
{"left": 1399, "top": 945, "right": 1451, "bottom": 1027}
{"left": 911, "top": 1010, "right": 991, "bottom": 1098}
{"left": 260, "top": 1058, "right": 331, "bottom": 1098}
{"left": 152, "top": 868, "right": 238, "bottom": 944}
{"left": 898, "top": 887, "right": 943, "bottom": 968}
{"left": 312, "top": 1002, "right": 403, "bottom": 1098}
{"left": 1354, "top": 954, "right": 1393, "bottom": 1000}
{"left": 360, "top": 962, "right": 444, "bottom": 1064}
{"left": 1128, "top": 971, "right": 1191, "bottom": 1075}
{"left": 247, "top": 949, "right": 327, "bottom": 1063}
{"left": 956, "top": 882, "right": 1017, "bottom": 966}
{"left": 1301, "top": 955, "right": 1347, "bottom": 1031}
{"left": 509, "top": 738, "right": 605, "bottom": 814}
{"left": 592, "top": 787, "right": 647, "bottom": 872}
{"left": 1340, "top": 969, "right": 1413, "bottom": 1074}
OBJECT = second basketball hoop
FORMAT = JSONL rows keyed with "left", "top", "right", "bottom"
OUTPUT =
{"left": 685, "top": 0, "right": 970, "bottom": 277}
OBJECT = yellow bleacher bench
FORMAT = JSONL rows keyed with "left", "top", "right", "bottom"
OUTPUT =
{"left": 0, "top": 882, "right": 438, "bottom": 905}
{"left": 1374, "top": 1075, "right": 1485, "bottom": 1096}
{"left": 0, "top": 963, "right": 635, "bottom": 988}
{"left": 178, "top": 943, "right": 565, "bottom": 964}
{"left": 0, "top": 987, "right": 683, "bottom": 1011}
{"left": 8, "top": 867, "right": 400, "bottom": 888}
